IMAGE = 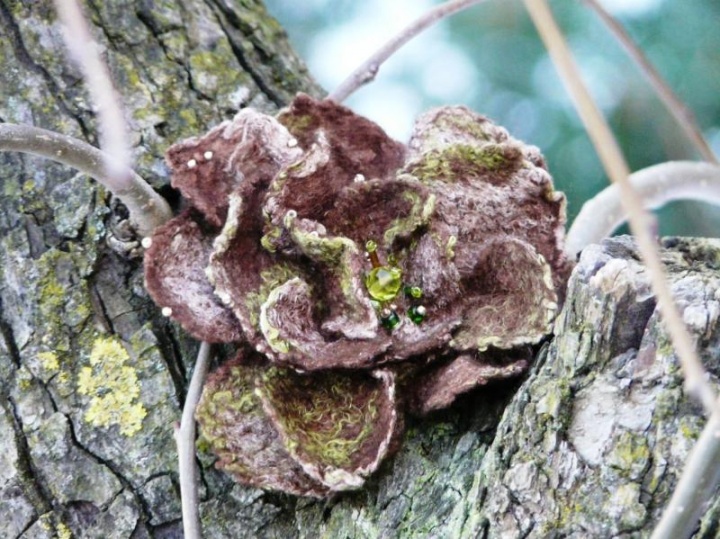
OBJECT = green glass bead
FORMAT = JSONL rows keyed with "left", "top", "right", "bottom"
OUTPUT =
{"left": 365, "top": 266, "right": 403, "bottom": 302}
{"left": 381, "top": 310, "right": 401, "bottom": 330}
{"left": 404, "top": 285, "right": 423, "bottom": 299}
{"left": 408, "top": 305, "right": 426, "bottom": 324}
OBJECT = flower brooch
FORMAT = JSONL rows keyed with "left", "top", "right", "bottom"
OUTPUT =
{"left": 144, "top": 94, "right": 569, "bottom": 496}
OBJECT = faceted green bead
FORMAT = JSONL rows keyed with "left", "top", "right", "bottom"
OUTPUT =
{"left": 404, "top": 285, "right": 423, "bottom": 299}
{"left": 381, "top": 310, "right": 401, "bottom": 330}
{"left": 365, "top": 266, "right": 403, "bottom": 302}
{"left": 408, "top": 305, "right": 426, "bottom": 324}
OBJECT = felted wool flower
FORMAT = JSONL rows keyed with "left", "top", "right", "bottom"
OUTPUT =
{"left": 144, "top": 94, "right": 569, "bottom": 496}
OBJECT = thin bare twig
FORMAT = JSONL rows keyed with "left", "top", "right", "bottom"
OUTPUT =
{"left": 176, "top": 342, "right": 213, "bottom": 539}
{"left": 582, "top": 0, "right": 718, "bottom": 164}
{"left": 0, "top": 123, "right": 171, "bottom": 236}
{"left": 566, "top": 161, "right": 720, "bottom": 256}
{"left": 54, "top": 0, "right": 133, "bottom": 186}
{"left": 521, "top": 0, "right": 715, "bottom": 412}
{"left": 49, "top": 0, "right": 172, "bottom": 236}
{"left": 328, "top": 0, "right": 490, "bottom": 103}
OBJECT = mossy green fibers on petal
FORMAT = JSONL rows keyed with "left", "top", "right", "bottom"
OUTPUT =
{"left": 195, "top": 362, "right": 264, "bottom": 480}
{"left": 382, "top": 190, "right": 436, "bottom": 248}
{"left": 429, "top": 110, "right": 493, "bottom": 143}
{"left": 286, "top": 220, "right": 377, "bottom": 335}
{"left": 245, "top": 264, "right": 300, "bottom": 329}
{"left": 260, "top": 226, "right": 283, "bottom": 253}
{"left": 259, "top": 281, "right": 295, "bottom": 354}
{"left": 277, "top": 112, "right": 314, "bottom": 137}
{"left": 288, "top": 218, "right": 356, "bottom": 266}
{"left": 408, "top": 143, "right": 520, "bottom": 184}
{"left": 260, "top": 368, "right": 381, "bottom": 469}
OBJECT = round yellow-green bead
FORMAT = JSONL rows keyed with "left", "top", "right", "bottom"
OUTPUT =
{"left": 365, "top": 266, "right": 403, "bottom": 302}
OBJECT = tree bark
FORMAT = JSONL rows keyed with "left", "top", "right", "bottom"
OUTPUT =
{"left": 1, "top": 2, "right": 718, "bottom": 538}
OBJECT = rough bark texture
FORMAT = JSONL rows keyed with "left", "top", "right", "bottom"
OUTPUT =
{"left": 1, "top": 1, "right": 719, "bottom": 538}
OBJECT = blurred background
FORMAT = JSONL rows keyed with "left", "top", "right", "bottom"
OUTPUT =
{"left": 264, "top": 0, "right": 720, "bottom": 234}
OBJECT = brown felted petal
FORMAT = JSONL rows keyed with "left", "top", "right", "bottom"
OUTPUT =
{"left": 324, "top": 176, "right": 434, "bottom": 249}
{"left": 451, "top": 237, "right": 558, "bottom": 352}
{"left": 386, "top": 305, "right": 463, "bottom": 362}
{"left": 195, "top": 353, "right": 330, "bottom": 498}
{"left": 208, "top": 182, "right": 303, "bottom": 348}
{"left": 257, "top": 367, "right": 401, "bottom": 490}
{"left": 283, "top": 214, "right": 379, "bottom": 339}
{"left": 279, "top": 94, "right": 406, "bottom": 173}
{"left": 143, "top": 210, "right": 242, "bottom": 343}
{"left": 166, "top": 109, "right": 302, "bottom": 226}
{"left": 408, "top": 354, "right": 529, "bottom": 416}
{"left": 269, "top": 94, "right": 406, "bottom": 226}
{"left": 405, "top": 106, "right": 570, "bottom": 291}
{"left": 260, "top": 277, "right": 391, "bottom": 370}
{"left": 401, "top": 231, "right": 462, "bottom": 310}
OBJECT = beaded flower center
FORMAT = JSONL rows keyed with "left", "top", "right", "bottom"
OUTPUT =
{"left": 363, "top": 240, "right": 426, "bottom": 329}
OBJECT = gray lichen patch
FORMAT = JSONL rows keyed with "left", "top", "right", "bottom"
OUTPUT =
{"left": 48, "top": 174, "right": 95, "bottom": 239}
{"left": 188, "top": 40, "right": 252, "bottom": 101}
{"left": 0, "top": 401, "right": 37, "bottom": 538}
{"left": 141, "top": 474, "right": 183, "bottom": 526}
{"left": 27, "top": 413, "right": 122, "bottom": 505}
{"left": 19, "top": 512, "right": 72, "bottom": 539}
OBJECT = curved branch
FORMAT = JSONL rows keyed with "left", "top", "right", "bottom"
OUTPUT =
{"left": 176, "top": 342, "right": 213, "bottom": 539}
{"left": 328, "top": 0, "right": 490, "bottom": 103}
{"left": 566, "top": 161, "right": 720, "bottom": 257}
{"left": 0, "top": 123, "right": 172, "bottom": 237}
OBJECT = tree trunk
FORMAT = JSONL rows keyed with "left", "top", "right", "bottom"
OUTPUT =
{"left": 0, "top": 2, "right": 717, "bottom": 537}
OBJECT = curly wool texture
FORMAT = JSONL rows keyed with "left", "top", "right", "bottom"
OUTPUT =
{"left": 144, "top": 94, "right": 569, "bottom": 497}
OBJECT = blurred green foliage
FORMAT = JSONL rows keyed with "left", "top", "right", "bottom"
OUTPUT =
{"left": 265, "top": 0, "right": 720, "bottom": 235}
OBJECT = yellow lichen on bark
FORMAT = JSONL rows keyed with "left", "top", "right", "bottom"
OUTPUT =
{"left": 37, "top": 351, "right": 60, "bottom": 371}
{"left": 77, "top": 336, "right": 147, "bottom": 436}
